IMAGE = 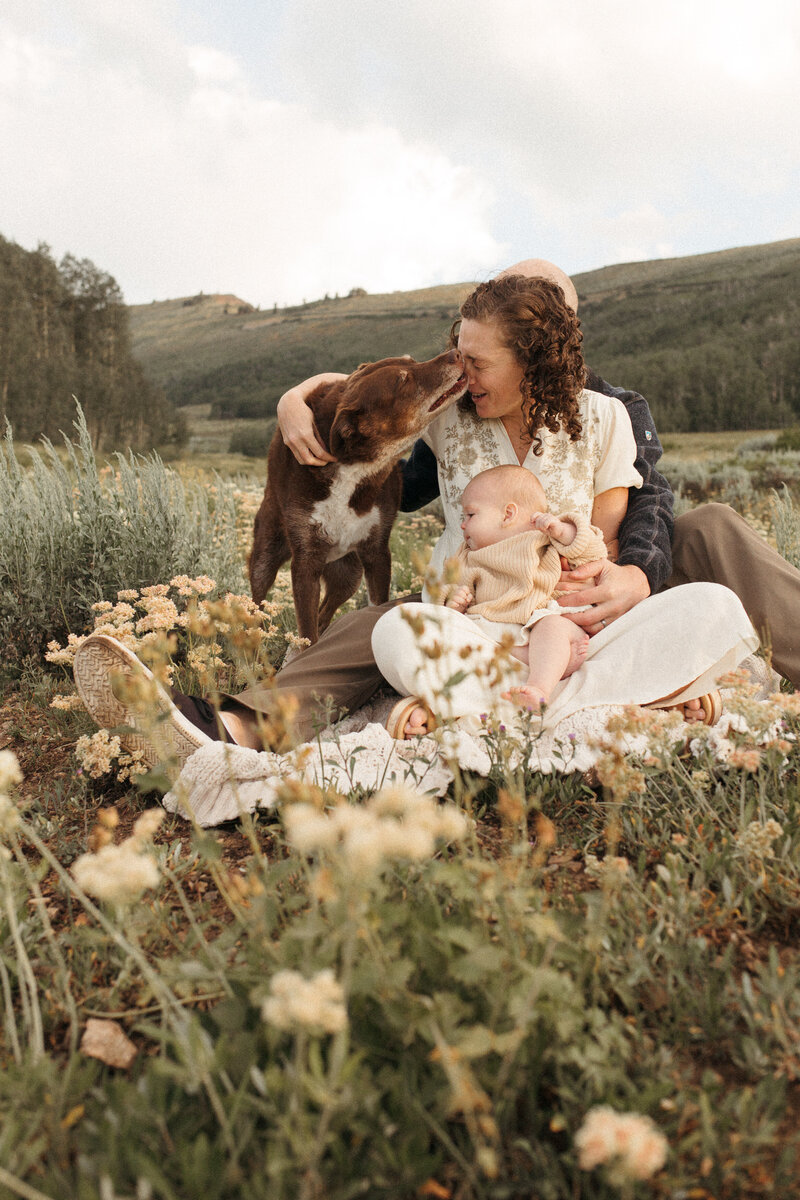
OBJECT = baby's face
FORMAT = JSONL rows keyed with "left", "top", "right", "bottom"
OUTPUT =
{"left": 459, "top": 483, "right": 506, "bottom": 550}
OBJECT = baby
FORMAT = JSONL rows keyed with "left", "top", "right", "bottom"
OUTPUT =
{"left": 444, "top": 465, "right": 610, "bottom": 709}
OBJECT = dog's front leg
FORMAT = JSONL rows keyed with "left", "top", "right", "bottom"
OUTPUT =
{"left": 290, "top": 558, "right": 322, "bottom": 644}
{"left": 358, "top": 538, "right": 393, "bottom": 607}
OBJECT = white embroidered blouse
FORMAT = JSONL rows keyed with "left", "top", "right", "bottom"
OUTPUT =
{"left": 420, "top": 388, "right": 642, "bottom": 596}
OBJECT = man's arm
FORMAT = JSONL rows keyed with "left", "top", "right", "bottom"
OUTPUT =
{"left": 400, "top": 439, "right": 440, "bottom": 511}
{"left": 587, "top": 369, "right": 674, "bottom": 595}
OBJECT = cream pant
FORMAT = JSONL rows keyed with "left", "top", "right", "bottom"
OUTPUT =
{"left": 371, "top": 582, "right": 759, "bottom": 730}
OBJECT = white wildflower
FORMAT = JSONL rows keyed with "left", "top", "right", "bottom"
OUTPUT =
{"left": 50, "top": 693, "right": 85, "bottom": 712}
{"left": 283, "top": 804, "right": 340, "bottom": 854}
{"left": 0, "top": 750, "right": 23, "bottom": 792}
{"left": 0, "top": 794, "right": 21, "bottom": 837}
{"left": 72, "top": 840, "right": 160, "bottom": 905}
{"left": 44, "top": 633, "right": 85, "bottom": 666}
{"left": 132, "top": 808, "right": 165, "bottom": 840}
{"left": 135, "top": 596, "right": 179, "bottom": 634}
{"left": 584, "top": 854, "right": 630, "bottom": 884}
{"left": 115, "top": 750, "right": 150, "bottom": 782}
{"left": 75, "top": 730, "right": 123, "bottom": 778}
{"left": 262, "top": 968, "right": 347, "bottom": 1034}
{"left": 189, "top": 575, "right": 216, "bottom": 595}
{"left": 283, "top": 788, "right": 468, "bottom": 877}
{"left": 735, "top": 818, "right": 784, "bottom": 862}
{"left": 575, "top": 1106, "right": 667, "bottom": 1182}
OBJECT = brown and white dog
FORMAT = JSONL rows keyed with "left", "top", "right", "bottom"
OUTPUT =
{"left": 249, "top": 349, "right": 467, "bottom": 643}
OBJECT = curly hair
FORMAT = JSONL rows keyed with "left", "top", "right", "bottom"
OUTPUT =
{"left": 452, "top": 274, "right": 586, "bottom": 455}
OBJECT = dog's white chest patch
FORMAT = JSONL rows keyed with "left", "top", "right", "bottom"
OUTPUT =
{"left": 310, "top": 464, "right": 381, "bottom": 559}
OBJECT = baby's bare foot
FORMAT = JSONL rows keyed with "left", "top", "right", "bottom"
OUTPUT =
{"left": 564, "top": 632, "right": 590, "bottom": 678}
{"left": 404, "top": 706, "right": 431, "bottom": 737}
{"left": 502, "top": 685, "right": 546, "bottom": 710}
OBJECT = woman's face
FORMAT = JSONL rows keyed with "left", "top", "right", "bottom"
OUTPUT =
{"left": 457, "top": 318, "right": 526, "bottom": 421}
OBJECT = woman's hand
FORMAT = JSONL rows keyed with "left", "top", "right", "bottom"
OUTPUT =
{"left": 556, "top": 560, "right": 651, "bottom": 634}
{"left": 277, "top": 374, "right": 346, "bottom": 465}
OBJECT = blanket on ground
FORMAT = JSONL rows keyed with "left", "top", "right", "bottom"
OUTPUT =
{"left": 161, "top": 655, "right": 782, "bottom": 828}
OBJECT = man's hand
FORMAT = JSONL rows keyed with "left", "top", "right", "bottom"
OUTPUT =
{"left": 276, "top": 374, "right": 346, "bottom": 465}
{"left": 556, "top": 560, "right": 650, "bottom": 634}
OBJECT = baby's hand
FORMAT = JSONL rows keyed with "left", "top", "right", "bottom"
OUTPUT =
{"left": 532, "top": 512, "right": 576, "bottom": 544}
{"left": 446, "top": 585, "right": 474, "bottom": 612}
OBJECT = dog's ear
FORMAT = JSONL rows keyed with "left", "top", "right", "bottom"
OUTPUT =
{"left": 329, "top": 407, "right": 369, "bottom": 460}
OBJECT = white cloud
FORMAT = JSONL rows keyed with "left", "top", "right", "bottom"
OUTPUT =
{"left": 0, "top": 2, "right": 503, "bottom": 305}
{"left": 0, "top": 0, "right": 798, "bottom": 305}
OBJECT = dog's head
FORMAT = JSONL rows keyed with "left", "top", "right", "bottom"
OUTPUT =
{"left": 328, "top": 349, "right": 467, "bottom": 462}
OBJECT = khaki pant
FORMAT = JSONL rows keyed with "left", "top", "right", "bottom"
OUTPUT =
{"left": 235, "top": 503, "right": 800, "bottom": 740}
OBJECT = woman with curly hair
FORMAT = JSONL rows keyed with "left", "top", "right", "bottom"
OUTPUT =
{"left": 415, "top": 273, "right": 637, "bottom": 595}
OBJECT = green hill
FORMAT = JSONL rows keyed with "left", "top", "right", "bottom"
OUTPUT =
{"left": 129, "top": 238, "right": 800, "bottom": 432}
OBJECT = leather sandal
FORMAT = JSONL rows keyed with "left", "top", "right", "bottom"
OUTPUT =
{"left": 696, "top": 690, "right": 723, "bottom": 726}
{"left": 385, "top": 696, "right": 439, "bottom": 740}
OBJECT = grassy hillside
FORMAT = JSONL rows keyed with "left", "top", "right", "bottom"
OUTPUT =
{"left": 129, "top": 238, "right": 800, "bottom": 432}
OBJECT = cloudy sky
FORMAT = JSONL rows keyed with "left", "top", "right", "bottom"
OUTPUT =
{"left": 2, "top": 0, "right": 798, "bottom": 307}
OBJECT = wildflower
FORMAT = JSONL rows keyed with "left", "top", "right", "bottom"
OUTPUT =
{"left": 50, "top": 693, "right": 85, "bottom": 711}
{"left": 115, "top": 750, "right": 149, "bottom": 783}
{"left": 75, "top": 729, "right": 123, "bottom": 778}
{"left": 0, "top": 750, "right": 23, "bottom": 793}
{"left": 284, "top": 631, "right": 311, "bottom": 650}
{"left": 189, "top": 575, "right": 216, "bottom": 595}
{"left": 116, "top": 588, "right": 140, "bottom": 602}
{"left": 728, "top": 747, "right": 762, "bottom": 772}
{"left": 283, "top": 787, "right": 468, "bottom": 878}
{"left": 72, "top": 840, "right": 160, "bottom": 905}
{"left": 735, "top": 818, "right": 783, "bottom": 863}
{"left": 584, "top": 854, "right": 630, "bottom": 884}
{"left": 135, "top": 596, "right": 180, "bottom": 634}
{"left": 132, "top": 807, "right": 165, "bottom": 840}
{"left": 575, "top": 1106, "right": 667, "bottom": 1182}
{"left": 0, "top": 795, "right": 21, "bottom": 837}
{"left": 593, "top": 751, "right": 646, "bottom": 799}
{"left": 262, "top": 968, "right": 347, "bottom": 1034}
{"left": 44, "top": 633, "right": 85, "bottom": 666}
{"left": 169, "top": 574, "right": 194, "bottom": 595}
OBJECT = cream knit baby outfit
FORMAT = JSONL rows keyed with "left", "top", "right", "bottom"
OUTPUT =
{"left": 451, "top": 512, "right": 607, "bottom": 625}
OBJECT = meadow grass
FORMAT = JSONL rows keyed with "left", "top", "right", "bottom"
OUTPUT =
{"left": 2, "top": 433, "right": 800, "bottom": 1199}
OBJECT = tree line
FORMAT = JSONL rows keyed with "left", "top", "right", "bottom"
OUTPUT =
{"left": 0, "top": 236, "right": 184, "bottom": 451}
{"left": 581, "top": 265, "right": 800, "bottom": 431}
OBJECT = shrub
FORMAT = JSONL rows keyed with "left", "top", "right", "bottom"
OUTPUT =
{"left": 0, "top": 405, "right": 245, "bottom": 669}
{"left": 228, "top": 419, "right": 276, "bottom": 458}
{"left": 775, "top": 428, "right": 800, "bottom": 453}
{"left": 771, "top": 486, "right": 800, "bottom": 569}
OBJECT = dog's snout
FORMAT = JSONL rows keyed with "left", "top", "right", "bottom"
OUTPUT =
{"left": 445, "top": 348, "right": 461, "bottom": 366}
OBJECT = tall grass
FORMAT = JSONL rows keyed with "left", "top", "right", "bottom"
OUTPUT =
{"left": 0, "top": 406, "right": 245, "bottom": 670}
